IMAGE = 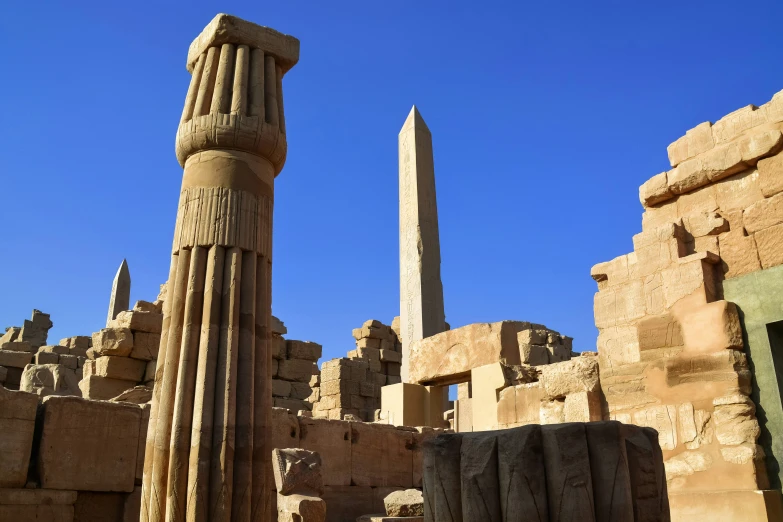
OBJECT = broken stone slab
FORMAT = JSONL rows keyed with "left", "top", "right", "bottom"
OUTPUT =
{"left": 277, "top": 493, "right": 326, "bottom": 522}
{"left": 0, "top": 327, "right": 21, "bottom": 344}
{"left": 59, "top": 336, "right": 91, "bottom": 350}
{"left": 383, "top": 489, "right": 423, "bottom": 517}
{"left": 18, "top": 310, "right": 53, "bottom": 348}
{"left": 92, "top": 328, "right": 134, "bottom": 357}
{"left": 0, "top": 387, "right": 39, "bottom": 487}
{"left": 94, "top": 355, "right": 146, "bottom": 381}
{"left": 272, "top": 448, "right": 324, "bottom": 496}
{"left": 287, "top": 340, "right": 323, "bottom": 361}
{"left": 112, "top": 310, "right": 163, "bottom": 334}
{"left": 271, "top": 315, "right": 287, "bottom": 335}
{"left": 20, "top": 364, "right": 81, "bottom": 397}
{"left": 110, "top": 385, "right": 152, "bottom": 404}
{"left": 132, "top": 300, "right": 159, "bottom": 313}
{"left": 0, "top": 349, "right": 33, "bottom": 368}
{"left": 78, "top": 375, "right": 137, "bottom": 401}
{"left": 539, "top": 356, "right": 600, "bottom": 399}
{"left": 38, "top": 396, "right": 141, "bottom": 492}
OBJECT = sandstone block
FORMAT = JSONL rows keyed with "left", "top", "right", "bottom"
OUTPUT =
{"left": 755, "top": 222, "right": 783, "bottom": 269}
{"left": 290, "top": 381, "right": 313, "bottom": 400}
{"left": 287, "top": 340, "right": 322, "bottom": 361}
{"left": 94, "top": 356, "right": 146, "bottom": 381}
{"left": 20, "top": 363, "right": 80, "bottom": 397}
{"left": 715, "top": 168, "right": 764, "bottom": 212}
{"left": 38, "top": 396, "right": 141, "bottom": 492}
{"left": 133, "top": 300, "right": 160, "bottom": 313}
{"left": 539, "top": 357, "right": 599, "bottom": 399}
{"left": 74, "top": 491, "right": 125, "bottom": 521}
{"left": 357, "top": 337, "right": 381, "bottom": 349}
{"left": 713, "top": 393, "right": 760, "bottom": 446}
{"left": 299, "top": 417, "right": 351, "bottom": 486}
{"left": 539, "top": 399, "right": 565, "bottom": 424}
{"left": 60, "top": 336, "right": 91, "bottom": 350}
{"left": 111, "top": 386, "right": 153, "bottom": 404}
{"left": 632, "top": 405, "right": 678, "bottom": 450}
{"left": 679, "top": 301, "right": 743, "bottom": 353}
{"left": 0, "top": 349, "right": 33, "bottom": 368}
{"left": 144, "top": 360, "right": 156, "bottom": 382}
{"left": 758, "top": 151, "right": 783, "bottom": 197}
{"left": 0, "top": 327, "right": 20, "bottom": 344}
{"left": 661, "top": 253, "right": 718, "bottom": 309}
{"left": 738, "top": 129, "right": 783, "bottom": 163}
{"left": 112, "top": 310, "right": 163, "bottom": 334}
{"left": 668, "top": 142, "right": 745, "bottom": 195}
{"left": 0, "top": 489, "right": 76, "bottom": 522}
{"left": 352, "top": 423, "right": 414, "bottom": 487}
{"left": 407, "top": 321, "right": 532, "bottom": 384}
{"left": 382, "top": 489, "right": 423, "bottom": 517}
{"left": 279, "top": 359, "right": 317, "bottom": 382}
{"left": 2, "top": 341, "right": 34, "bottom": 353}
{"left": 92, "top": 328, "right": 134, "bottom": 357}
{"left": 0, "top": 387, "right": 38, "bottom": 487}
{"left": 640, "top": 172, "right": 673, "bottom": 207}
{"left": 271, "top": 407, "right": 301, "bottom": 452}
{"left": 667, "top": 122, "right": 715, "bottom": 167}
{"left": 78, "top": 375, "right": 136, "bottom": 400}
{"left": 277, "top": 493, "right": 326, "bottom": 522}
{"left": 379, "top": 349, "right": 401, "bottom": 364}
{"left": 273, "top": 378, "right": 293, "bottom": 397}
{"left": 36, "top": 351, "right": 59, "bottom": 364}
{"left": 594, "top": 281, "right": 645, "bottom": 329}
{"left": 130, "top": 332, "right": 160, "bottom": 361}
{"left": 712, "top": 104, "right": 767, "bottom": 144}
{"left": 59, "top": 354, "right": 78, "bottom": 369}
{"left": 563, "top": 391, "right": 602, "bottom": 422}
{"left": 321, "top": 379, "right": 359, "bottom": 397}
{"left": 719, "top": 230, "right": 761, "bottom": 278}
{"left": 272, "top": 447, "right": 323, "bottom": 495}
{"left": 272, "top": 336, "right": 286, "bottom": 360}
{"left": 744, "top": 192, "right": 783, "bottom": 234}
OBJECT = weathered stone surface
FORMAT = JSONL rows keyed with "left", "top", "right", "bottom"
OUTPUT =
{"left": 422, "top": 433, "right": 462, "bottom": 522}
{"left": 79, "top": 375, "right": 136, "bottom": 400}
{"left": 0, "top": 488, "right": 78, "bottom": 505}
{"left": 0, "top": 488, "right": 76, "bottom": 522}
{"left": 383, "top": 489, "right": 423, "bottom": 517}
{"left": 0, "top": 326, "right": 20, "bottom": 344}
{"left": 640, "top": 172, "right": 673, "bottom": 207}
{"left": 668, "top": 142, "right": 744, "bottom": 195}
{"left": 273, "top": 448, "right": 323, "bottom": 495}
{"left": 459, "top": 433, "right": 501, "bottom": 522}
{"left": 678, "top": 300, "right": 743, "bottom": 354}
{"left": 0, "top": 349, "right": 33, "bottom": 368}
{"left": 719, "top": 229, "right": 761, "bottom": 278}
{"left": 407, "top": 321, "right": 533, "bottom": 384}
{"left": 111, "top": 385, "right": 152, "bottom": 404}
{"left": 667, "top": 121, "right": 715, "bottom": 167}
{"left": 277, "top": 493, "right": 326, "bottom": 522}
{"left": 38, "top": 396, "right": 141, "bottom": 492}
{"left": 0, "top": 387, "right": 38, "bottom": 487}
{"left": 758, "top": 151, "right": 783, "bottom": 197}
{"left": 594, "top": 281, "right": 646, "bottom": 328}
{"left": 273, "top": 378, "right": 293, "bottom": 397}
{"left": 2, "top": 341, "right": 34, "bottom": 352}
{"left": 496, "top": 425, "right": 548, "bottom": 521}
{"left": 755, "top": 222, "right": 783, "bottom": 269}
{"left": 92, "top": 328, "right": 134, "bottom": 357}
{"left": 299, "top": 417, "right": 351, "bottom": 486}
{"left": 35, "top": 351, "right": 59, "bottom": 364}
{"left": 622, "top": 425, "right": 669, "bottom": 521}
{"left": 129, "top": 332, "right": 159, "bottom": 361}
{"left": 94, "top": 355, "right": 146, "bottom": 381}
{"left": 18, "top": 310, "right": 53, "bottom": 348}
{"left": 287, "top": 340, "right": 322, "bottom": 361}
{"left": 352, "top": 423, "right": 413, "bottom": 488}
{"left": 632, "top": 405, "right": 678, "bottom": 450}
{"left": 321, "top": 486, "right": 374, "bottom": 522}
{"left": 107, "top": 259, "right": 131, "bottom": 327}
{"left": 563, "top": 391, "right": 602, "bottom": 422}
{"left": 541, "top": 423, "right": 595, "bottom": 521}
{"left": 539, "top": 356, "right": 600, "bottom": 399}
{"left": 744, "top": 192, "right": 783, "bottom": 234}
{"left": 539, "top": 399, "right": 565, "bottom": 424}
{"left": 713, "top": 393, "right": 760, "bottom": 445}
{"left": 20, "top": 363, "right": 81, "bottom": 397}
{"left": 585, "top": 422, "right": 634, "bottom": 522}
{"left": 112, "top": 310, "right": 163, "bottom": 334}
{"left": 279, "top": 358, "right": 317, "bottom": 382}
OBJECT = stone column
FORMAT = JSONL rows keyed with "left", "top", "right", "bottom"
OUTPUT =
{"left": 398, "top": 106, "right": 447, "bottom": 383}
{"left": 106, "top": 259, "right": 130, "bottom": 326}
{"left": 140, "top": 14, "right": 299, "bottom": 522}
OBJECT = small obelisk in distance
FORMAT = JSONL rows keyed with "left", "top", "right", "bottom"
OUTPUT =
{"left": 398, "top": 106, "right": 447, "bottom": 382}
{"left": 106, "top": 259, "right": 130, "bottom": 326}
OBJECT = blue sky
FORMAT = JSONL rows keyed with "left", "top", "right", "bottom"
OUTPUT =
{"left": 2, "top": 1, "right": 783, "bottom": 363}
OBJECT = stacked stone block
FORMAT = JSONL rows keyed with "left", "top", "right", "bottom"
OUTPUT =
{"left": 0, "top": 310, "right": 54, "bottom": 389}
{"left": 80, "top": 301, "right": 162, "bottom": 401}
{"left": 349, "top": 319, "right": 403, "bottom": 386}
{"left": 272, "top": 319, "right": 321, "bottom": 413}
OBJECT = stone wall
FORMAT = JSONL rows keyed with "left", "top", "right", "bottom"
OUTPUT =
{"left": 592, "top": 88, "right": 783, "bottom": 509}
{"left": 271, "top": 318, "right": 321, "bottom": 413}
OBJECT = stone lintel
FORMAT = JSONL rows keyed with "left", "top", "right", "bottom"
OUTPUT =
{"left": 187, "top": 13, "right": 300, "bottom": 73}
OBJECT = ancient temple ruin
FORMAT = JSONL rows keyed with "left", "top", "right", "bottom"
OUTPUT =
{"left": 1, "top": 11, "right": 783, "bottom": 522}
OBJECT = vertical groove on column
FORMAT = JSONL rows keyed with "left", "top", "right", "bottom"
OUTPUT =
{"left": 211, "top": 44, "right": 236, "bottom": 115}
{"left": 210, "top": 247, "right": 243, "bottom": 520}
{"left": 250, "top": 255, "right": 272, "bottom": 521}
{"left": 232, "top": 251, "right": 257, "bottom": 521}
{"left": 247, "top": 49, "right": 265, "bottom": 119}
{"left": 194, "top": 47, "right": 220, "bottom": 117}
{"left": 142, "top": 253, "right": 180, "bottom": 522}
{"left": 181, "top": 54, "right": 206, "bottom": 123}
{"left": 165, "top": 247, "right": 208, "bottom": 522}
{"left": 186, "top": 245, "right": 225, "bottom": 522}
{"left": 275, "top": 66, "right": 285, "bottom": 135}
{"left": 231, "top": 45, "right": 250, "bottom": 115}
{"left": 263, "top": 56, "right": 278, "bottom": 126}
{"left": 148, "top": 248, "right": 193, "bottom": 522}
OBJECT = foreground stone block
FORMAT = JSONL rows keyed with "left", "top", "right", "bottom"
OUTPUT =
{"left": 78, "top": 375, "right": 136, "bottom": 400}
{"left": 0, "top": 488, "right": 76, "bottom": 522}
{"left": 0, "top": 349, "right": 33, "bottom": 368}
{"left": 91, "top": 328, "right": 134, "bottom": 357}
{"left": 539, "top": 356, "right": 600, "bottom": 399}
{"left": 94, "top": 355, "right": 146, "bottom": 381}
{"left": 38, "top": 396, "right": 141, "bottom": 492}
{"left": 0, "top": 387, "right": 39, "bottom": 487}
{"left": 273, "top": 448, "right": 324, "bottom": 496}
{"left": 112, "top": 310, "right": 163, "bottom": 334}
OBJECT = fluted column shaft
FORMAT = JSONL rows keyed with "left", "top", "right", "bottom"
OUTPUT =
{"left": 140, "top": 14, "right": 298, "bottom": 522}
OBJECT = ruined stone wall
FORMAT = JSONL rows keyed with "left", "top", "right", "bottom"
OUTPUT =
{"left": 591, "top": 89, "right": 783, "bottom": 500}
{"left": 271, "top": 328, "right": 321, "bottom": 413}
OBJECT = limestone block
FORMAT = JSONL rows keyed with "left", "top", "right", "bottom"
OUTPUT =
{"left": 719, "top": 230, "right": 761, "bottom": 278}
{"left": 0, "top": 387, "right": 38, "bottom": 487}
{"left": 112, "top": 310, "right": 163, "bottom": 334}
{"left": 597, "top": 325, "right": 641, "bottom": 366}
{"left": 92, "top": 328, "right": 134, "bottom": 357}
{"left": 406, "top": 321, "right": 531, "bottom": 384}
{"left": 94, "top": 356, "right": 146, "bottom": 381}
{"left": 36, "top": 351, "right": 59, "bottom": 364}
{"left": 715, "top": 168, "right": 764, "bottom": 212}
{"left": 660, "top": 253, "right": 718, "bottom": 309}
{"left": 632, "top": 405, "right": 678, "bottom": 450}
{"left": 678, "top": 301, "right": 743, "bottom": 353}
{"left": 321, "top": 485, "right": 373, "bottom": 522}
{"left": 713, "top": 393, "right": 760, "bottom": 446}
{"left": 290, "top": 381, "right": 313, "bottom": 400}
{"left": 129, "top": 332, "right": 160, "bottom": 361}
{"left": 755, "top": 222, "right": 783, "bottom": 268}
{"left": 272, "top": 336, "right": 286, "bottom": 359}
{"left": 277, "top": 493, "right": 326, "bottom": 522}
{"left": 0, "top": 349, "right": 33, "bottom": 368}
{"left": 668, "top": 141, "right": 745, "bottom": 195}
{"left": 744, "top": 192, "right": 783, "bottom": 234}
{"left": 459, "top": 433, "right": 501, "bottom": 521}
{"left": 272, "top": 448, "right": 323, "bottom": 495}
{"left": 712, "top": 104, "right": 768, "bottom": 144}
{"left": 2, "top": 341, "right": 34, "bottom": 353}
{"left": 357, "top": 337, "right": 381, "bottom": 349}
{"left": 299, "top": 417, "right": 351, "bottom": 486}
{"left": 584, "top": 422, "right": 634, "bottom": 521}
{"left": 273, "top": 378, "right": 293, "bottom": 397}
{"left": 422, "top": 433, "right": 462, "bottom": 522}
{"left": 287, "top": 340, "right": 322, "bottom": 361}
{"left": 379, "top": 349, "right": 401, "bottom": 364}
{"left": 382, "top": 488, "right": 423, "bottom": 517}
{"left": 640, "top": 172, "right": 673, "bottom": 207}
{"left": 593, "top": 281, "right": 645, "bottom": 328}
{"left": 78, "top": 375, "right": 136, "bottom": 400}
{"left": 59, "top": 354, "right": 78, "bottom": 369}
{"left": 758, "top": 151, "right": 783, "bottom": 197}
{"left": 321, "top": 379, "right": 359, "bottom": 397}
{"left": 38, "top": 396, "right": 141, "bottom": 492}
{"left": 591, "top": 254, "right": 631, "bottom": 289}
{"left": 279, "top": 359, "right": 317, "bottom": 382}
{"left": 667, "top": 121, "right": 715, "bottom": 167}
{"left": 539, "top": 399, "right": 565, "bottom": 424}
{"left": 541, "top": 423, "right": 595, "bottom": 521}
{"left": 738, "top": 129, "right": 783, "bottom": 163}
{"left": 539, "top": 356, "right": 599, "bottom": 399}
{"left": 351, "top": 423, "right": 413, "bottom": 487}
{"left": 563, "top": 391, "right": 602, "bottom": 422}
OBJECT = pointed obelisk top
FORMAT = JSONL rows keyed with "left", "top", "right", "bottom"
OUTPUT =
{"left": 106, "top": 259, "right": 131, "bottom": 326}
{"left": 400, "top": 105, "right": 430, "bottom": 135}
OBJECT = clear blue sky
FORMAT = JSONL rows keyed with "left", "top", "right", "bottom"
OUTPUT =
{"left": 2, "top": 1, "right": 782, "bottom": 363}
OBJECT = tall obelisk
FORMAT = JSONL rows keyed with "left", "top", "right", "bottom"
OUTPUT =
{"left": 141, "top": 14, "right": 298, "bottom": 522}
{"left": 106, "top": 259, "right": 130, "bottom": 326}
{"left": 398, "top": 106, "right": 446, "bottom": 382}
